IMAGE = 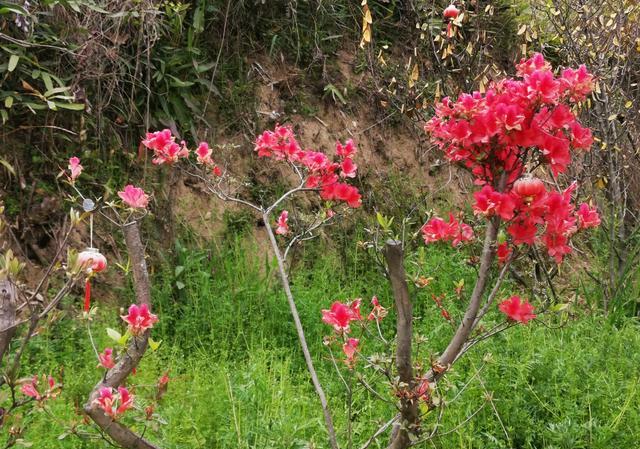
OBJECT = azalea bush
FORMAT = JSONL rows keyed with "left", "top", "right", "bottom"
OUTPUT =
{"left": 138, "top": 123, "right": 363, "bottom": 449}
{"left": 0, "top": 157, "right": 166, "bottom": 448}
{"left": 311, "top": 52, "right": 601, "bottom": 449}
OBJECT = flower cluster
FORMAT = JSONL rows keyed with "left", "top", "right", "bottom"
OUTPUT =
{"left": 94, "top": 386, "right": 134, "bottom": 420}
{"left": 424, "top": 53, "right": 600, "bottom": 263}
{"left": 21, "top": 375, "right": 60, "bottom": 401}
{"left": 142, "top": 129, "right": 189, "bottom": 165}
{"left": 421, "top": 213, "right": 474, "bottom": 247}
{"left": 255, "top": 125, "right": 362, "bottom": 208}
{"left": 426, "top": 53, "right": 594, "bottom": 180}
{"left": 66, "top": 156, "right": 150, "bottom": 211}
{"left": 121, "top": 304, "right": 158, "bottom": 336}
{"left": 322, "top": 297, "right": 387, "bottom": 367}
{"left": 498, "top": 296, "right": 536, "bottom": 324}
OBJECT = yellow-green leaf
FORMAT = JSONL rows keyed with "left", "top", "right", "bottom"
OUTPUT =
{"left": 8, "top": 55, "right": 19, "bottom": 72}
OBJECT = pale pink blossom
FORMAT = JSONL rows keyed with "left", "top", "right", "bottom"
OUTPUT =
{"left": 275, "top": 210, "right": 289, "bottom": 235}
{"left": 68, "top": 157, "right": 83, "bottom": 182}
{"left": 118, "top": 185, "right": 149, "bottom": 209}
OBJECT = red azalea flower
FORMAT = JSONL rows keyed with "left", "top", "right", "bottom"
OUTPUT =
{"left": 576, "top": 203, "right": 600, "bottom": 229}
{"left": 336, "top": 139, "right": 357, "bottom": 159}
{"left": 121, "top": 304, "right": 159, "bottom": 336}
{"left": 421, "top": 217, "right": 450, "bottom": 244}
{"left": 498, "top": 296, "right": 536, "bottom": 324}
{"left": 321, "top": 300, "right": 361, "bottom": 333}
{"left": 496, "top": 242, "right": 512, "bottom": 265}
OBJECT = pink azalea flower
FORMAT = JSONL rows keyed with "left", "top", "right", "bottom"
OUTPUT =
{"left": 121, "top": 303, "right": 158, "bottom": 336}
{"left": 118, "top": 185, "right": 149, "bottom": 209}
{"left": 498, "top": 296, "right": 536, "bottom": 324}
{"left": 340, "top": 158, "right": 357, "bottom": 178}
{"left": 94, "top": 386, "right": 134, "bottom": 419}
{"left": 367, "top": 296, "right": 388, "bottom": 321}
{"left": 142, "top": 129, "right": 189, "bottom": 165}
{"left": 342, "top": 338, "right": 359, "bottom": 367}
{"left": 97, "top": 348, "right": 115, "bottom": 369}
{"left": 68, "top": 157, "right": 83, "bottom": 182}
{"left": 275, "top": 210, "right": 289, "bottom": 235}
{"left": 21, "top": 376, "right": 41, "bottom": 400}
{"left": 158, "top": 373, "right": 170, "bottom": 388}
{"left": 336, "top": 139, "right": 357, "bottom": 159}
{"left": 20, "top": 374, "right": 58, "bottom": 401}
{"left": 195, "top": 142, "right": 213, "bottom": 165}
{"left": 321, "top": 300, "right": 362, "bottom": 333}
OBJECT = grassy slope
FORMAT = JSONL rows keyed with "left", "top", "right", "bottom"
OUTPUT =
{"left": 18, "top": 232, "right": 640, "bottom": 449}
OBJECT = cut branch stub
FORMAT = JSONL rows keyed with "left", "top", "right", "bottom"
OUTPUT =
{"left": 382, "top": 240, "right": 419, "bottom": 449}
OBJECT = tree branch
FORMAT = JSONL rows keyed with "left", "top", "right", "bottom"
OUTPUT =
{"left": 263, "top": 213, "right": 339, "bottom": 449}
{"left": 382, "top": 240, "right": 419, "bottom": 449}
{"left": 83, "top": 221, "right": 159, "bottom": 449}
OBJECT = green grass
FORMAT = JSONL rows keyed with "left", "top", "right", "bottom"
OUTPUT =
{"left": 11, "top": 233, "right": 640, "bottom": 449}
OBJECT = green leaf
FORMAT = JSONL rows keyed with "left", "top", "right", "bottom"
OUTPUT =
{"left": 0, "top": 4, "right": 28, "bottom": 15}
{"left": 118, "top": 330, "right": 130, "bottom": 346}
{"left": 44, "top": 86, "right": 71, "bottom": 97}
{"left": 148, "top": 337, "right": 162, "bottom": 351}
{"left": 192, "top": 3, "right": 204, "bottom": 33}
{"left": 550, "top": 303, "right": 570, "bottom": 312}
{"left": 0, "top": 109, "right": 7, "bottom": 124}
{"left": 41, "top": 72, "right": 54, "bottom": 92}
{"left": 167, "top": 75, "right": 195, "bottom": 88}
{"left": 54, "top": 102, "right": 85, "bottom": 111}
{"left": 8, "top": 54, "right": 19, "bottom": 72}
{"left": 46, "top": 100, "right": 57, "bottom": 110}
{"left": 106, "top": 328, "right": 122, "bottom": 342}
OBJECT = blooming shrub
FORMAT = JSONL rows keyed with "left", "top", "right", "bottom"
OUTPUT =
{"left": 424, "top": 53, "right": 598, "bottom": 264}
